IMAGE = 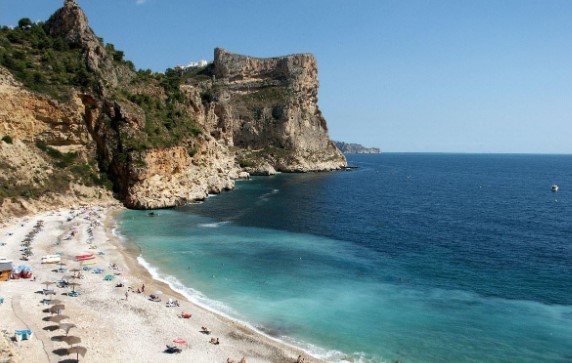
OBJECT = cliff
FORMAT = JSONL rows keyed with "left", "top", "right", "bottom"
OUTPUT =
{"left": 205, "top": 48, "right": 346, "bottom": 174}
{"left": 0, "top": 0, "right": 346, "bottom": 216}
{"left": 334, "top": 141, "right": 381, "bottom": 154}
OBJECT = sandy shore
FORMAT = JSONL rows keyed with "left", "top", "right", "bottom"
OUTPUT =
{"left": 0, "top": 204, "right": 319, "bottom": 363}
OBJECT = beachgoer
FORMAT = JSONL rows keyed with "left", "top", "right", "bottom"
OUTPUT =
{"left": 141, "top": 284, "right": 145, "bottom": 292}
{"left": 227, "top": 359, "right": 235, "bottom": 363}
{"left": 125, "top": 291, "right": 128, "bottom": 301}
{"left": 297, "top": 355, "right": 302, "bottom": 363}
{"left": 239, "top": 357, "right": 246, "bottom": 363}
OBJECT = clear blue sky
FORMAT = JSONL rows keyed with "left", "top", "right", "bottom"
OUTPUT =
{"left": 2, "top": 0, "right": 572, "bottom": 153}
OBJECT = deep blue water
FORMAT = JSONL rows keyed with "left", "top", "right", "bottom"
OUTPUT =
{"left": 118, "top": 153, "right": 572, "bottom": 362}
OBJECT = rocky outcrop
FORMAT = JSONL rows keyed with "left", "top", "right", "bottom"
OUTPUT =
{"left": 44, "top": 0, "right": 133, "bottom": 89}
{"left": 118, "top": 142, "right": 240, "bottom": 209}
{"left": 207, "top": 48, "right": 346, "bottom": 173}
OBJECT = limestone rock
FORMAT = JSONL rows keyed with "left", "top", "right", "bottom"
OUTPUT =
{"left": 209, "top": 48, "right": 346, "bottom": 172}
{"left": 0, "top": 1, "right": 347, "bottom": 214}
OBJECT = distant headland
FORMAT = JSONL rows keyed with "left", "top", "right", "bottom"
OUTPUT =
{"left": 334, "top": 141, "right": 381, "bottom": 154}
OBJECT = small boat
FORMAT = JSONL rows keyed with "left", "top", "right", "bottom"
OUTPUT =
{"left": 551, "top": 184, "right": 559, "bottom": 192}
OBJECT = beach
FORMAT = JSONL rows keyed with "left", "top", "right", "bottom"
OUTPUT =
{"left": 0, "top": 204, "right": 317, "bottom": 363}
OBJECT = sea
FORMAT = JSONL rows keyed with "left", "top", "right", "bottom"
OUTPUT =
{"left": 117, "top": 153, "right": 572, "bottom": 363}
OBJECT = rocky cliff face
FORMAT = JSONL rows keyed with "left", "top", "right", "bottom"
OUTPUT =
{"left": 0, "top": 1, "right": 346, "bottom": 214}
{"left": 207, "top": 48, "right": 346, "bottom": 174}
{"left": 0, "top": 67, "right": 113, "bottom": 221}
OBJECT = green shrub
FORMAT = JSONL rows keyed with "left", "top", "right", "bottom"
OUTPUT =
{"left": 1, "top": 135, "right": 13, "bottom": 144}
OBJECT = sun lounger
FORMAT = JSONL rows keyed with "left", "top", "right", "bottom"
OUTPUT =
{"left": 164, "top": 345, "right": 182, "bottom": 354}
{"left": 15, "top": 329, "right": 32, "bottom": 341}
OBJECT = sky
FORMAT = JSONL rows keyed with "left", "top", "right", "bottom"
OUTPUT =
{"left": 1, "top": 0, "right": 572, "bottom": 153}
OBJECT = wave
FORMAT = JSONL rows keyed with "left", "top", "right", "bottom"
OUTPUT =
{"left": 198, "top": 221, "right": 231, "bottom": 228}
{"left": 257, "top": 188, "right": 279, "bottom": 203}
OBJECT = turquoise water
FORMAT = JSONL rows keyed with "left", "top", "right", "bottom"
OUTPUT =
{"left": 118, "top": 154, "right": 572, "bottom": 362}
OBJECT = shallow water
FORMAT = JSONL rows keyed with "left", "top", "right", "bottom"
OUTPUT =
{"left": 118, "top": 153, "right": 572, "bottom": 362}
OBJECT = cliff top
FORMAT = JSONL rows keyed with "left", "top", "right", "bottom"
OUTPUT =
{"left": 213, "top": 48, "right": 317, "bottom": 82}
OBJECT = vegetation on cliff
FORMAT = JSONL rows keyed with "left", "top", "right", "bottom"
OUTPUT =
{"left": 0, "top": 21, "right": 98, "bottom": 100}
{"left": 0, "top": 1, "right": 345, "bottom": 211}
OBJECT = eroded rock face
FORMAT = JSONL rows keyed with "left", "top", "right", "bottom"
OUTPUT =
{"left": 0, "top": 67, "right": 90, "bottom": 150}
{"left": 0, "top": 67, "right": 113, "bottom": 221}
{"left": 210, "top": 48, "right": 346, "bottom": 173}
{"left": 1, "top": 1, "right": 346, "bottom": 213}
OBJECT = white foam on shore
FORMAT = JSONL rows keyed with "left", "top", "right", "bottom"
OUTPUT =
{"left": 133, "top": 253, "right": 364, "bottom": 362}
{"left": 111, "top": 214, "right": 375, "bottom": 363}
{"left": 136, "top": 255, "right": 237, "bottom": 316}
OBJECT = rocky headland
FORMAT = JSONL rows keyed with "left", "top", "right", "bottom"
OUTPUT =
{"left": 334, "top": 141, "right": 381, "bottom": 154}
{"left": 0, "top": 0, "right": 346, "bottom": 220}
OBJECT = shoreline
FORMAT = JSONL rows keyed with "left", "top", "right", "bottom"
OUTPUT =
{"left": 0, "top": 204, "right": 322, "bottom": 363}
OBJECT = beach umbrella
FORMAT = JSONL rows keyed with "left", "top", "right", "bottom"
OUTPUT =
{"left": 48, "top": 314, "right": 70, "bottom": 323}
{"left": 41, "top": 281, "right": 54, "bottom": 290}
{"left": 68, "top": 346, "right": 87, "bottom": 362}
{"left": 58, "top": 323, "right": 76, "bottom": 336}
{"left": 46, "top": 299, "right": 63, "bottom": 306}
{"left": 52, "top": 348, "right": 69, "bottom": 357}
{"left": 49, "top": 304, "right": 65, "bottom": 315}
{"left": 68, "top": 282, "right": 81, "bottom": 292}
{"left": 62, "top": 335, "right": 81, "bottom": 346}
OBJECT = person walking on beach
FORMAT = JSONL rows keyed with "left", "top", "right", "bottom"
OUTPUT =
{"left": 125, "top": 291, "right": 128, "bottom": 301}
